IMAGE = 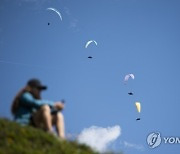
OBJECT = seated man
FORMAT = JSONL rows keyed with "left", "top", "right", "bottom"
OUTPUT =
{"left": 11, "top": 78, "right": 65, "bottom": 139}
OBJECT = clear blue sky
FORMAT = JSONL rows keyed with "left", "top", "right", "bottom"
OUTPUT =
{"left": 0, "top": 0, "right": 180, "bottom": 153}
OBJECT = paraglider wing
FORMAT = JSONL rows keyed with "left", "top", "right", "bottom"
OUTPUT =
{"left": 129, "top": 74, "right": 135, "bottom": 80}
{"left": 85, "top": 40, "right": 97, "bottom": 48}
{"left": 93, "top": 40, "right": 98, "bottom": 46}
{"left": 135, "top": 102, "right": 141, "bottom": 113}
{"left": 124, "top": 73, "right": 135, "bottom": 82}
{"left": 47, "top": 8, "right": 62, "bottom": 21}
{"left": 85, "top": 40, "right": 93, "bottom": 48}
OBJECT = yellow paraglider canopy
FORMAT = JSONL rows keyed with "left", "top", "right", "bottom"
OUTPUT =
{"left": 135, "top": 102, "right": 141, "bottom": 113}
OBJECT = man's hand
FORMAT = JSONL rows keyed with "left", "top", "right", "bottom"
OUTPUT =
{"left": 54, "top": 102, "right": 65, "bottom": 110}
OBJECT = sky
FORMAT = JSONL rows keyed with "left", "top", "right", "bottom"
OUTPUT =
{"left": 0, "top": 0, "right": 180, "bottom": 153}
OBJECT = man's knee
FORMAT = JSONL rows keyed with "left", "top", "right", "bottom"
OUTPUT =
{"left": 41, "top": 105, "right": 51, "bottom": 113}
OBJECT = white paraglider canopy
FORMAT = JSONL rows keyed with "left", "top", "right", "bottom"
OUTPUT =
{"left": 124, "top": 74, "right": 135, "bottom": 83}
{"left": 47, "top": 7, "right": 63, "bottom": 21}
{"left": 85, "top": 40, "right": 97, "bottom": 48}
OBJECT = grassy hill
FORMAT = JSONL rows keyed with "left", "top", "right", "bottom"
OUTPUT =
{"left": 0, "top": 118, "right": 98, "bottom": 154}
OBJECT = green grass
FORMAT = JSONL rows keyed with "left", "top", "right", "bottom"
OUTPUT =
{"left": 0, "top": 118, "right": 98, "bottom": 154}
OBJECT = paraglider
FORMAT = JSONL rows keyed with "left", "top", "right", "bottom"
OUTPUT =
{"left": 47, "top": 8, "right": 63, "bottom": 21}
{"left": 124, "top": 74, "right": 135, "bottom": 83}
{"left": 85, "top": 40, "right": 97, "bottom": 59}
{"left": 135, "top": 102, "right": 141, "bottom": 121}
{"left": 85, "top": 40, "right": 97, "bottom": 48}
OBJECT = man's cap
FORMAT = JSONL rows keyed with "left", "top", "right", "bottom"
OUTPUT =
{"left": 27, "top": 79, "right": 47, "bottom": 90}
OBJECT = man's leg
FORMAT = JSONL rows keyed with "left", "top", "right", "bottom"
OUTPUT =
{"left": 33, "top": 105, "right": 53, "bottom": 132}
{"left": 52, "top": 112, "right": 65, "bottom": 139}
